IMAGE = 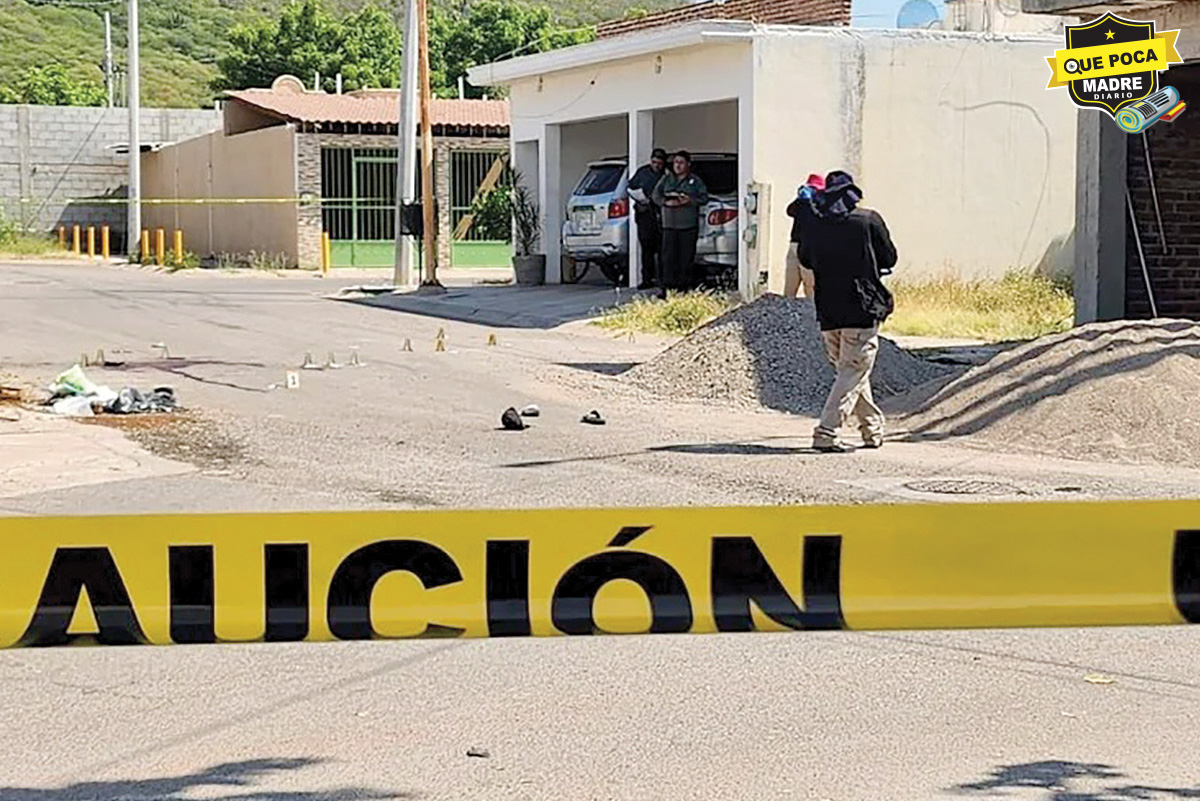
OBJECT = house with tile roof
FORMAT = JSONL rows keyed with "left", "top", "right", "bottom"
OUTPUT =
{"left": 141, "top": 76, "right": 511, "bottom": 271}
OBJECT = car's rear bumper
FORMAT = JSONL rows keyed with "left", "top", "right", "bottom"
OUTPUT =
{"left": 563, "top": 220, "right": 628, "bottom": 261}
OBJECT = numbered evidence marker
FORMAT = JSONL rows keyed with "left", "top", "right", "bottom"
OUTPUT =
{"left": 285, "top": 371, "right": 300, "bottom": 390}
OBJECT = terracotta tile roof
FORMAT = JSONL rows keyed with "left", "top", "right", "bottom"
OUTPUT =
{"left": 596, "top": 0, "right": 851, "bottom": 38}
{"left": 224, "top": 89, "right": 510, "bottom": 131}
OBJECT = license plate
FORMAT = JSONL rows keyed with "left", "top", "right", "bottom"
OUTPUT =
{"left": 572, "top": 209, "right": 596, "bottom": 230}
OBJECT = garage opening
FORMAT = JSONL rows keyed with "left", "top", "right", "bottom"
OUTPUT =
{"left": 557, "top": 114, "right": 629, "bottom": 284}
{"left": 555, "top": 99, "right": 741, "bottom": 288}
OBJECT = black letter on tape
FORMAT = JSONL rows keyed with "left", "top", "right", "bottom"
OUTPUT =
{"left": 328, "top": 540, "right": 465, "bottom": 640}
{"left": 551, "top": 552, "right": 693, "bottom": 635}
{"left": 487, "top": 540, "right": 531, "bottom": 637}
{"left": 266, "top": 544, "right": 310, "bottom": 642}
{"left": 1173, "top": 530, "right": 1200, "bottom": 624}
{"left": 169, "top": 545, "right": 214, "bottom": 643}
{"left": 711, "top": 536, "right": 844, "bottom": 632}
{"left": 18, "top": 547, "right": 147, "bottom": 646}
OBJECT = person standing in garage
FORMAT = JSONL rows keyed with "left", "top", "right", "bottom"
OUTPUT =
{"left": 628, "top": 148, "right": 668, "bottom": 290}
{"left": 651, "top": 150, "right": 708, "bottom": 298}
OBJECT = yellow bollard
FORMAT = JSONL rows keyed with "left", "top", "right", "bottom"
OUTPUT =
{"left": 155, "top": 228, "right": 165, "bottom": 266}
{"left": 87, "top": 226, "right": 95, "bottom": 258}
{"left": 173, "top": 230, "right": 183, "bottom": 263}
{"left": 101, "top": 226, "right": 110, "bottom": 259}
{"left": 72, "top": 225, "right": 80, "bottom": 255}
{"left": 321, "top": 232, "right": 331, "bottom": 276}
{"left": 58, "top": 226, "right": 65, "bottom": 249}
{"left": 141, "top": 229, "right": 150, "bottom": 263}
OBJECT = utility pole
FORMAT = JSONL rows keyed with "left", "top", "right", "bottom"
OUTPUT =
{"left": 416, "top": 0, "right": 440, "bottom": 289}
{"left": 127, "top": 0, "right": 141, "bottom": 258}
{"left": 104, "top": 12, "right": 114, "bottom": 107}
{"left": 393, "top": 0, "right": 419, "bottom": 287}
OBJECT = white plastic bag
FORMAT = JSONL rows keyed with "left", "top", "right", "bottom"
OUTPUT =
{"left": 51, "top": 396, "right": 96, "bottom": 417}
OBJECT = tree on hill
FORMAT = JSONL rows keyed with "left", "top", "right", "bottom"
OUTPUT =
{"left": 430, "top": 0, "right": 594, "bottom": 98}
{"left": 213, "top": 0, "right": 401, "bottom": 93}
{"left": 214, "top": 0, "right": 592, "bottom": 97}
{"left": 0, "top": 64, "right": 107, "bottom": 106}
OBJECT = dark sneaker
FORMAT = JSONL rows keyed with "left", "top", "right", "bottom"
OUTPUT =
{"left": 813, "top": 440, "right": 852, "bottom": 453}
{"left": 501, "top": 407, "right": 526, "bottom": 431}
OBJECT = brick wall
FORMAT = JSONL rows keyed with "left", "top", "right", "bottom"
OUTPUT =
{"left": 0, "top": 105, "right": 220, "bottom": 250}
{"left": 596, "top": 0, "right": 851, "bottom": 38}
{"left": 1125, "top": 63, "right": 1200, "bottom": 319}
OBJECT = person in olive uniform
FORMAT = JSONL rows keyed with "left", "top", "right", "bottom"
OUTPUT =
{"left": 628, "top": 148, "right": 667, "bottom": 290}
{"left": 651, "top": 150, "right": 708, "bottom": 297}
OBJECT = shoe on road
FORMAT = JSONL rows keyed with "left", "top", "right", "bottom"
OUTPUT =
{"left": 501, "top": 407, "right": 526, "bottom": 431}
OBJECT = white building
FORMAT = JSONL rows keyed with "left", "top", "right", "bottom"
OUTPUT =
{"left": 469, "top": 21, "right": 1080, "bottom": 297}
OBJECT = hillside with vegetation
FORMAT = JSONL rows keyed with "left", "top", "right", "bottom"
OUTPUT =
{"left": 0, "top": 0, "right": 678, "bottom": 108}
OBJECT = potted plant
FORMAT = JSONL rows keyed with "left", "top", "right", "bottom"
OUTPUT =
{"left": 510, "top": 180, "right": 545, "bottom": 286}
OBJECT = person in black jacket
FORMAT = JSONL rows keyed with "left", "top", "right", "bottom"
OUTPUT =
{"left": 628, "top": 148, "right": 667, "bottom": 290}
{"left": 800, "top": 171, "right": 897, "bottom": 453}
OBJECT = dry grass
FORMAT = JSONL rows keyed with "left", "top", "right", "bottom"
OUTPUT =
{"left": 883, "top": 271, "right": 1074, "bottom": 342}
{"left": 594, "top": 291, "right": 734, "bottom": 336}
{"left": 0, "top": 233, "right": 70, "bottom": 259}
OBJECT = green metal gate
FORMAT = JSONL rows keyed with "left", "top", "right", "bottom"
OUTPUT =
{"left": 321, "top": 146, "right": 511, "bottom": 270}
{"left": 322, "top": 147, "right": 409, "bottom": 268}
{"left": 449, "top": 150, "right": 512, "bottom": 268}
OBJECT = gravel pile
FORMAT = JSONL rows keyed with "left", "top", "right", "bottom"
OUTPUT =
{"left": 898, "top": 318, "right": 1200, "bottom": 467}
{"left": 623, "top": 294, "right": 952, "bottom": 415}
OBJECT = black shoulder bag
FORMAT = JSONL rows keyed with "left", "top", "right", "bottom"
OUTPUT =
{"left": 854, "top": 233, "right": 895, "bottom": 323}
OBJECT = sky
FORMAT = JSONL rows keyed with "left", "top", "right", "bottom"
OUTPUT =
{"left": 851, "top": 0, "right": 946, "bottom": 27}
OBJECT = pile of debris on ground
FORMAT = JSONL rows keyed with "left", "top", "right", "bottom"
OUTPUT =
{"left": 895, "top": 318, "right": 1200, "bottom": 467}
{"left": 45, "top": 365, "right": 179, "bottom": 417}
{"left": 623, "top": 294, "right": 953, "bottom": 415}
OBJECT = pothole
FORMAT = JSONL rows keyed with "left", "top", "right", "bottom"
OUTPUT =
{"left": 902, "top": 478, "right": 1028, "bottom": 496}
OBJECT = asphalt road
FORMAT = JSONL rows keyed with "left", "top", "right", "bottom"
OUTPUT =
{"left": 3, "top": 262, "right": 1200, "bottom": 801}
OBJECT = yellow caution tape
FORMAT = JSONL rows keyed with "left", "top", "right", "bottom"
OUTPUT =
{"left": 17, "top": 195, "right": 328, "bottom": 206}
{"left": 2, "top": 500, "right": 1198, "bottom": 648}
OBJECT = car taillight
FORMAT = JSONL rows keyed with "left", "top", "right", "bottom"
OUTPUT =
{"left": 608, "top": 197, "right": 629, "bottom": 218}
{"left": 707, "top": 208, "right": 738, "bottom": 226}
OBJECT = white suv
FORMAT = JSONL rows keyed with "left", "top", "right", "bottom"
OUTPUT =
{"left": 561, "top": 152, "right": 739, "bottom": 287}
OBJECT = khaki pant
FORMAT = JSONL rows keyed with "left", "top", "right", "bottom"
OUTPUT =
{"left": 784, "top": 242, "right": 815, "bottom": 299}
{"left": 814, "top": 326, "right": 884, "bottom": 445}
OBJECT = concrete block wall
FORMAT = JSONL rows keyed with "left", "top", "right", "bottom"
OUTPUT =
{"left": 0, "top": 104, "right": 220, "bottom": 250}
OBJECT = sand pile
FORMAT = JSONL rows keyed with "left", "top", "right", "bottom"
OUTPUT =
{"left": 623, "top": 294, "right": 952, "bottom": 415}
{"left": 898, "top": 318, "right": 1200, "bottom": 467}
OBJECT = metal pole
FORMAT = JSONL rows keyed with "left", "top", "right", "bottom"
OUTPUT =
{"left": 416, "top": 0, "right": 439, "bottom": 288}
{"left": 1126, "top": 190, "right": 1159, "bottom": 319}
{"left": 104, "top": 12, "right": 114, "bottom": 108}
{"left": 394, "top": 0, "right": 419, "bottom": 287}
{"left": 127, "top": 0, "right": 141, "bottom": 258}
{"left": 1141, "top": 132, "right": 1169, "bottom": 253}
